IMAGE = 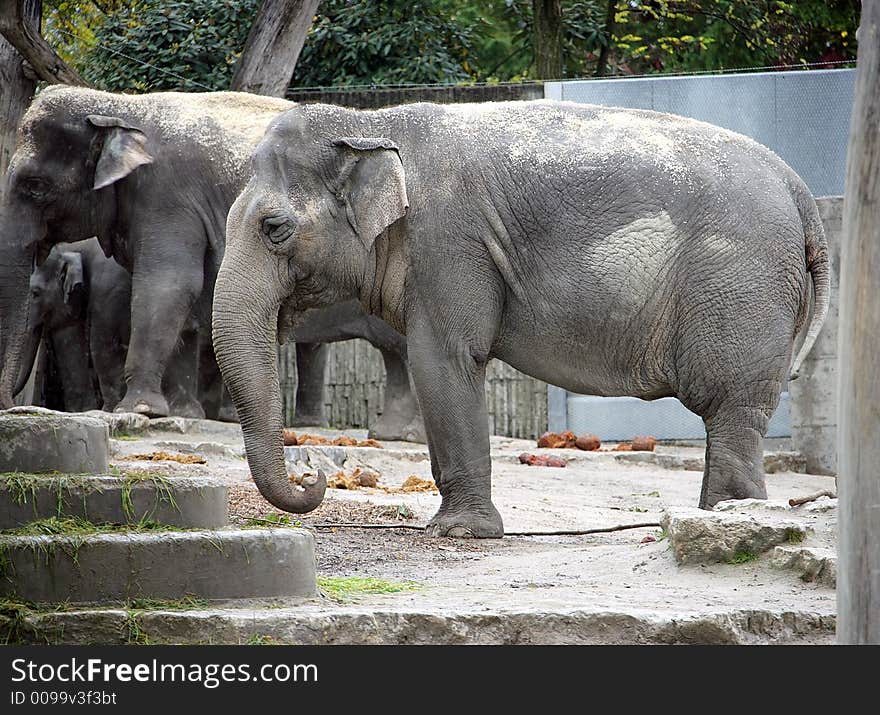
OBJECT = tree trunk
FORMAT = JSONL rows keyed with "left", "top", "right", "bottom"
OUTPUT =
{"left": 231, "top": 0, "right": 320, "bottom": 96}
{"left": 0, "top": 0, "right": 39, "bottom": 177}
{"left": 595, "top": 0, "right": 617, "bottom": 77}
{"left": 0, "top": 0, "right": 87, "bottom": 85}
{"left": 533, "top": 0, "right": 562, "bottom": 79}
{"left": 837, "top": 0, "right": 880, "bottom": 644}
{"left": 0, "top": 0, "right": 40, "bottom": 407}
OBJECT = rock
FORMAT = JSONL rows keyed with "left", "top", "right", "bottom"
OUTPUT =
{"left": 84, "top": 410, "right": 149, "bottom": 436}
{"left": 661, "top": 507, "right": 808, "bottom": 565}
{"left": 148, "top": 416, "right": 189, "bottom": 433}
{"left": 772, "top": 546, "right": 837, "bottom": 588}
{"left": 0, "top": 411, "right": 109, "bottom": 474}
{"left": 713, "top": 498, "right": 792, "bottom": 513}
{"left": 803, "top": 497, "right": 838, "bottom": 513}
{"left": 763, "top": 451, "right": 808, "bottom": 474}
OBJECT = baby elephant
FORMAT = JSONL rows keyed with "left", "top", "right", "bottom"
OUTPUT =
{"left": 15, "top": 238, "right": 130, "bottom": 411}
{"left": 214, "top": 100, "right": 829, "bottom": 538}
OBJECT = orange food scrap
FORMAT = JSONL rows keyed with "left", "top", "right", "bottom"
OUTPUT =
{"left": 631, "top": 436, "right": 657, "bottom": 452}
{"left": 518, "top": 452, "right": 567, "bottom": 467}
{"left": 575, "top": 433, "right": 601, "bottom": 451}
{"left": 119, "top": 451, "right": 206, "bottom": 464}
{"left": 282, "top": 431, "right": 384, "bottom": 448}
{"left": 327, "top": 467, "right": 380, "bottom": 490}
{"left": 399, "top": 475, "right": 438, "bottom": 493}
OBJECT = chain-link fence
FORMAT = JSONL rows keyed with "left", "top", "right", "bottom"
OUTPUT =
{"left": 547, "top": 68, "right": 854, "bottom": 197}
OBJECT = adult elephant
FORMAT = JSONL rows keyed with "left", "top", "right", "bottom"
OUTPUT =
{"left": 14, "top": 238, "right": 129, "bottom": 411}
{"left": 214, "top": 100, "right": 829, "bottom": 536}
{"left": 0, "top": 86, "right": 424, "bottom": 438}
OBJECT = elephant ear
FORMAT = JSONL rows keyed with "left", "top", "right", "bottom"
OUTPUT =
{"left": 332, "top": 137, "right": 408, "bottom": 248}
{"left": 87, "top": 114, "right": 154, "bottom": 190}
{"left": 59, "top": 251, "right": 85, "bottom": 314}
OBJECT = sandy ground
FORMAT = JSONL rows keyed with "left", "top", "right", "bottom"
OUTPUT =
{"left": 106, "top": 419, "right": 838, "bottom": 631}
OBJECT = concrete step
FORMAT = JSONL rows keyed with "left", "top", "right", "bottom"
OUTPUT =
{"left": 0, "top": 528, "right": 315, "bottom": 603}
{"left": 0, "top": 408, "right": 108, "bottom": 474}
{"left": 0, "top": 603, "right": 835, "bottom": 645}
{"left": 0, "top": 474, "right": 227, "bottom": 529}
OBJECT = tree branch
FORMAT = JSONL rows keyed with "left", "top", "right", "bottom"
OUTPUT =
{"left": 0, "top": 0, "right": 89, "bottom": 85}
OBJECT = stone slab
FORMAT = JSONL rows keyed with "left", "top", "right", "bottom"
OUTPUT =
{"left": 83, "top": 411, "right": 150, "bottom": 436}
{"left": 0, "top": 410, "right": 108, "bottom": 474}
{"left": 661, "top": 507, "right": 808, "bottom": 565}
{"left": 0, "top": 528, "right": 315, "bottom": 603}
{"left": 0, "top": 474, "right": 227, "bottom": 529}
{"left": 1, "top": 604, "right": 835, "bottom": 645}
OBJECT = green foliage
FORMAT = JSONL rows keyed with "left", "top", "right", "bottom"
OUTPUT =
{"left": 43, "top": 0, "right": 860, "bottom": 92}
{"left": 80, "top": 0, "right": 259, "bottom": 91}
{"left": 610, "top": 1, "right": 859, "bottom": 75}
{"left": 293, "top": 0, "right": 479, "bottom": 87}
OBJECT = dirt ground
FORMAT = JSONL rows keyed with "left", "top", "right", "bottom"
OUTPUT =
{"left": 106, "top": 419, "right": 837, "bottom": 638}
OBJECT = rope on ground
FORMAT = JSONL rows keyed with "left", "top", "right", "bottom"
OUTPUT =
{"left": 300, "top": 521, "right": 662, "bottom": 536}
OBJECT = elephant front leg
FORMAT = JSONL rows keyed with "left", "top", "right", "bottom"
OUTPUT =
{"left": 116, "top": 269, "right": 203, "bottom": 418}
{"left": 291, "top": 343, "right": 329, "bottom": 427}
{"left": 407, "top": 321, "right": 503, "bottom": 539}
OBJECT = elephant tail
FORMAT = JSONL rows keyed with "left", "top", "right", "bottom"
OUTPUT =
{"left": 789, "top": 193, "right": 830, "bottom": 381}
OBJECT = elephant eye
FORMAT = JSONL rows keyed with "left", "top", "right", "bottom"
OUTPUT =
{"left": 19, "top": 176, "right": 52, "bottom": 201}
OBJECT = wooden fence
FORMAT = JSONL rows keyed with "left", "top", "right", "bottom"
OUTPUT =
{"left": 278, "top": 341, "right": 549, "bottom": 440}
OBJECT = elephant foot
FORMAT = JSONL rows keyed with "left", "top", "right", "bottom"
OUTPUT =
{"left": 115, "top": 390, "right": 169, "bottom": 418}
{"left": 290, "top": 413, "right": 329, "bottom": 428}
{"left": 169, "top": 398, "right": 205, "bottom": 420}
{"left": 369, "top": 413, "right": 426, "bottom": 443}
{"left": 699, "top": 479, "right": 767, "bottom": 510}
{"left": 425, "top": 501, "right": 504, "bottom": 539}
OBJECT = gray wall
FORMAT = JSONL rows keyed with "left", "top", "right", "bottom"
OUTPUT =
{"left": 546, "top": 69, "right": 854, "bottom": 196}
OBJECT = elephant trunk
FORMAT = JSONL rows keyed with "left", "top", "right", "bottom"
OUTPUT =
{"left": 13, "top": 322, "right": 41, "bottom": 398}
{"left": 0, "top": 215, "right": 34, "bottom": 408}
{"left": 212, "top": 260, "right": 326, "bottom": 513}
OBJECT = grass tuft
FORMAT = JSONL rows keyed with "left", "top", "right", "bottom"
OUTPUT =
{"left": 317, "top": 576, "right": 420, "bottom": 603}
{"left": 727, "top": 550, "right": 758, "bottom": 565}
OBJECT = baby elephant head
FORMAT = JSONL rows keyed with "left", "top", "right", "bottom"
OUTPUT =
{"left": 213, "top": 108, "right": 408, "bottom": 517}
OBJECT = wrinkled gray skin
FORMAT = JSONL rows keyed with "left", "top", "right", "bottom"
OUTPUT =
{"left": 14, "top": 237, "right": 129, "bottom": 411}
{"left": 0, "top": 86, "right": 423, "bottom": 438}
{"left": 215, "top": 100, "right": 829, "bottom": 536}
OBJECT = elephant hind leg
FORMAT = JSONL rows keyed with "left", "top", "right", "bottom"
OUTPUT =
{"left": 698, "top": 399, "right": 773, "bottom": 509}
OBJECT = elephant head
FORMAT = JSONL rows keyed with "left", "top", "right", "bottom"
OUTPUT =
{"left": 14, "top": 246, "right": 87, "bottom": 399}
{"left": 213, "top": 107, "right": 408, "bottom": 514}
{"left": 0, "top": 87, "right": 153, "bottom": 407}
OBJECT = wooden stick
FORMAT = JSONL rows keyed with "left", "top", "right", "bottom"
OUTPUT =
{"left": 789, "top": 490, "right": 837, "bottom": 507}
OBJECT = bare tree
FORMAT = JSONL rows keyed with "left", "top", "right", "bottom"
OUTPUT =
{"left": 533, "top": 0, "right": 562, "bottom": 79}
{"left": 231, "top": 0, "right": 320, "bottom": 96}
{"left": 837, "top": 0, "right": 880, "bottom": 644}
